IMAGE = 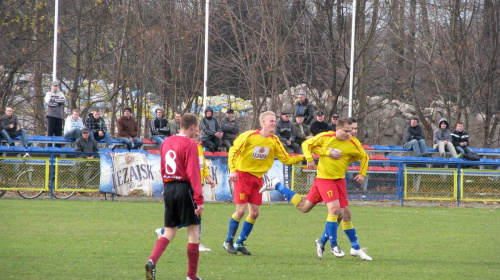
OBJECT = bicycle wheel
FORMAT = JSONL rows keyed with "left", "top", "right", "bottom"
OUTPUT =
{"left": 16, "top": 170, "right": 43, "bottom": 199}
{"left": 52, "top": 171, "right": 76, "bottom": 199}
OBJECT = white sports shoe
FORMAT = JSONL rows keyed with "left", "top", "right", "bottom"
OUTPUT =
{"left": 351, "top": 248, "right": 372, "bottom": 261}
{"left": 315, "top": 239, "right": 325, "bottom": 259}
{"left": 199, "top": 244, "right": 211, "bottom": 252}
{"left": 155, "top": 228, "right": 163, "bottom": 239}
{"left": 259, "top": 177, "right": 280, "bottom": 193}
{"left": 331, "top": 245, "right": 345, "bottom": 258}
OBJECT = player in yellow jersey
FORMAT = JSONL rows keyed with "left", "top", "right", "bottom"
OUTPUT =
{"left": 223, "top": 111, "right": 305, "bottom": 255}
{"left": 155, "top": 127, "right": 215, "bottom": 252}
{"left": 260, "top": 118, "right": 372, "bottom": 260}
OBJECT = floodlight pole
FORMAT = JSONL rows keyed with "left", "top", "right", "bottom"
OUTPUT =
{"left": 52, "top": 0, "right": 59, "bottom": 81}
{"left": 203, "top": 0, "right": 210, "bottom": 111}
{"left": 348, "top": 0, "right": 357, "bottom": 118}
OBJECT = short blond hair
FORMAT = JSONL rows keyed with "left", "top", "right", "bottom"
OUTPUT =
{"left": 259, "top": 111, "right": 276, "bottom": 127}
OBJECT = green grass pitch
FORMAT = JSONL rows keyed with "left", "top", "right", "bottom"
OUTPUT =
{"left": 0, "top": 199, "right": 498, "bottom": 279}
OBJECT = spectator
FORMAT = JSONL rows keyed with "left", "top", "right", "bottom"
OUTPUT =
{"left": 150, "top": 107, "right": 170, "bottom": 146}
{"left": 85, "top": 109, "right": 114, "bottom": 149}
{"left": 45, "top": 81, "right": 66, "bottom": 146}
{"left": 170, "top": 112, "right": 181, "bottom": 135}
{"left": 220, "top": 108, "right": 239, "bottom": 150}
{"left": 294, "top": 113, "right": 313, "bottom": 146}
{"left": 200, "top": 107, "right": 223, "bottom": 152}
{"left": 275, "top": 112, "right": 302, "bottom": 153}
{"left": 0, "top": 107, "right": 29, "bottom": 147}
{"left": 117, "top": 107, "right": 143, "bottom": 150}
{"left": 292, "top": 91, "right": 315, "bottom": 126}
{"left": 328, "top": 113, "right": 339, "bottom": 131}
{"left": 402, "top": 117, "right": 428, "bottom": 157}
{"left": 310, "top": 112, "right": 330, "bottom": 135}
{"left": 451, "top": 121, "right": 472, "bottom": 158}
{"left": 75, "top": 128, "right": 98, "bottom": 159}
{"left": 432, "top": 118, "right": 458, "bottom": 158}
{"left": 64, "top": 109, "right": 84, "bottom": 140}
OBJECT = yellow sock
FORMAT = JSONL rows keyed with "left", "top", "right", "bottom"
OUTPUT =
{"left": 290, "top": 194, "right": 302, "bottom": 207}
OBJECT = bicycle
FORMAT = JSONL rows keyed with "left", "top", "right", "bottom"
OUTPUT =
{"left": 0, "top": 157, "right": 101, "bottom": 199}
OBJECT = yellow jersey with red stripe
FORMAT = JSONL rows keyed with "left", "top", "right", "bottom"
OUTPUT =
{"left": 228, "top": 129, "right": 304, "bottom": 178}
{"left": 302, "top": 131, "right": 369, "bottom": 179}
{"left": 197, "top": 142, "right": 210, "bottom": 184}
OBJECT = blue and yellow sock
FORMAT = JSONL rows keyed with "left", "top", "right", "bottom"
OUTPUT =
{"left": 236, "top": 216, "right": 255, "bottom": 244}
{"left": 275, "top": 182, "right": 302, "bottom": 207}
{"left": 319, "top": 226, "right": 328, "bottom": 245}
{"left": 326, "top": 214, "right": 338, "bottom": 248}
{"left": 342, "top": 221, "right": 361, "bottom": 250}
{"left": 225, "top": 214, "right": 241, "bottom": 243}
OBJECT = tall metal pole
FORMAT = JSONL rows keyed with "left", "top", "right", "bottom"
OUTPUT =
{"left": 52, "top": 0, "right": 59, "bottom": 81}
{"left": 203, "top": 0, "right": 210, "bottom": 111}
{"left": 348, "top": 0, "right": 357, "bottom": 117}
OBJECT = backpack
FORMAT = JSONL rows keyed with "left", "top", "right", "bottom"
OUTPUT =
{"left": 464, "top": 151, "right": 480, "bottom": 161}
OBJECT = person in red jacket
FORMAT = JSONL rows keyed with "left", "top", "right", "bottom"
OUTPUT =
{"left": 145, "top": 113, "right": 204, "bottom": 280}
{"left": 116, "top": 107, "right": 143, "bottom": 150}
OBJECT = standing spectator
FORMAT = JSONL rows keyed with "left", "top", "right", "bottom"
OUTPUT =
{"left": 432, "top": 118, "right": 458, "bottom": 158}
{"left": 75, "top": 128, "right": 98, "bottom": 158}
{"left": 220, "top": 108, "right": 239, "bottom": 150}
{"left": 275, "top": 112, "right": 302, "bottom": 153}
{"left": 451, "top": 121, "right": 473, "bottom": 158}
{"left": 64, "top": 109, "right": 84, "bottom": 140}
{"left": 145, "top": 113, "right": 204, "bottom": 280}
{"left": 85, "top": 109, "right": 114, "bottom": 148}
{"left": 45, "top": 81, "right": 66, "bottom": 145}
{"left": 292, "top": 91, "right": 315, "bottom": 126}
{"left": 200, "top": 107, "right": 223, "bottom": 152}
{"left": 328, "top": 114, "right": 339, "bottom": 131}
{"left": 293, "top": 113, "right": 313, "bottom": 146}
{"left": 402, "top": 117, "right": 428, "bottom": 157}
{"left": 0, "top": 107, "right": 29, "bottom": 147}
{"left": 150, "top": 108, "right": 170, "bottom": 146}
{"left": 310, "top": 112, "right": 330, "bottom": 135}
{"left": 169, "top": 112, "right": 182, "bottom": 135}
{"left": 117, "top": 107, "right": 143, "bottom": 150}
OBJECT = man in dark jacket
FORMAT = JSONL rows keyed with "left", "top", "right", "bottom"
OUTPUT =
{"left": 310, "top": 112, "right": 330, "bottom": 135}
{"left": 451, "top": 121, "right": 472, "bottom": 157}
{"left": 275, "top": 112, "right": 301, "bottom": 153}
{"left": 293, "top": 113, "right": 313, "bottom": 146}
{"left": 0, "top": 107, "right": 29, "bottom": 147}
{"left": 292, "top": 91, "right": 315, "bottom": 126}
{"left": 117, "top": 107, "right": 143, "bottom": 150}
{"left": 150, "top": 108, "right": 170, "bottom": 146}
{"left": 75, "top": 128, "right": 99, "bottom": 158}
{"left": 85, "top": 109, "right": 114, "bottom": 148}
{"left": 220, "top": 109, "right": 239, "bottom": 149}
{"left": 200, "top": 107, "right": 223, "bottom": 152}
{"left": 328, "top": 114, "right": 339, "bottom": 131}
{"left": 402, "top": 117, "right": 427, "bottom": 157}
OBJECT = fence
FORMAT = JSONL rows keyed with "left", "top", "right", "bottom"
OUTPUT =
{"left": 2, "top": 154, "right": 500, "bottom": 204}
{"left": 289, "top": 160, "right": 500, "bottom": 205}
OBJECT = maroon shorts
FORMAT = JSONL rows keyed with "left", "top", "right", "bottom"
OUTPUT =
{"left": 233, "top": 171, "right": 263, "bottom": 205}
{"left": 305, "top": 178, "right": 348, "bottom": 208}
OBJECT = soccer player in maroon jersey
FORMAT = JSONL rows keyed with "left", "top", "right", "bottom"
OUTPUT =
{"left": 145, "top": 113, "right": 204, "bottom": 280}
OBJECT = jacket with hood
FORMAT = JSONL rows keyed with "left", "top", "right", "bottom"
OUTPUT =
{"left": 85, "top": 113, "right": 109, "bottom": 133}
{"left": 433, "top": 118, "right": 452, "bottom": 144}
{"left": 200, "top": 109, "right": 222, "bottom": 142}
{"left": 292, "top": 99, "right": 315, "bottom": 125}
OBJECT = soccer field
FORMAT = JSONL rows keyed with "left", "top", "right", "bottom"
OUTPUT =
{"left": 0, "top": 199, "right": 498, "bottom": 279}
